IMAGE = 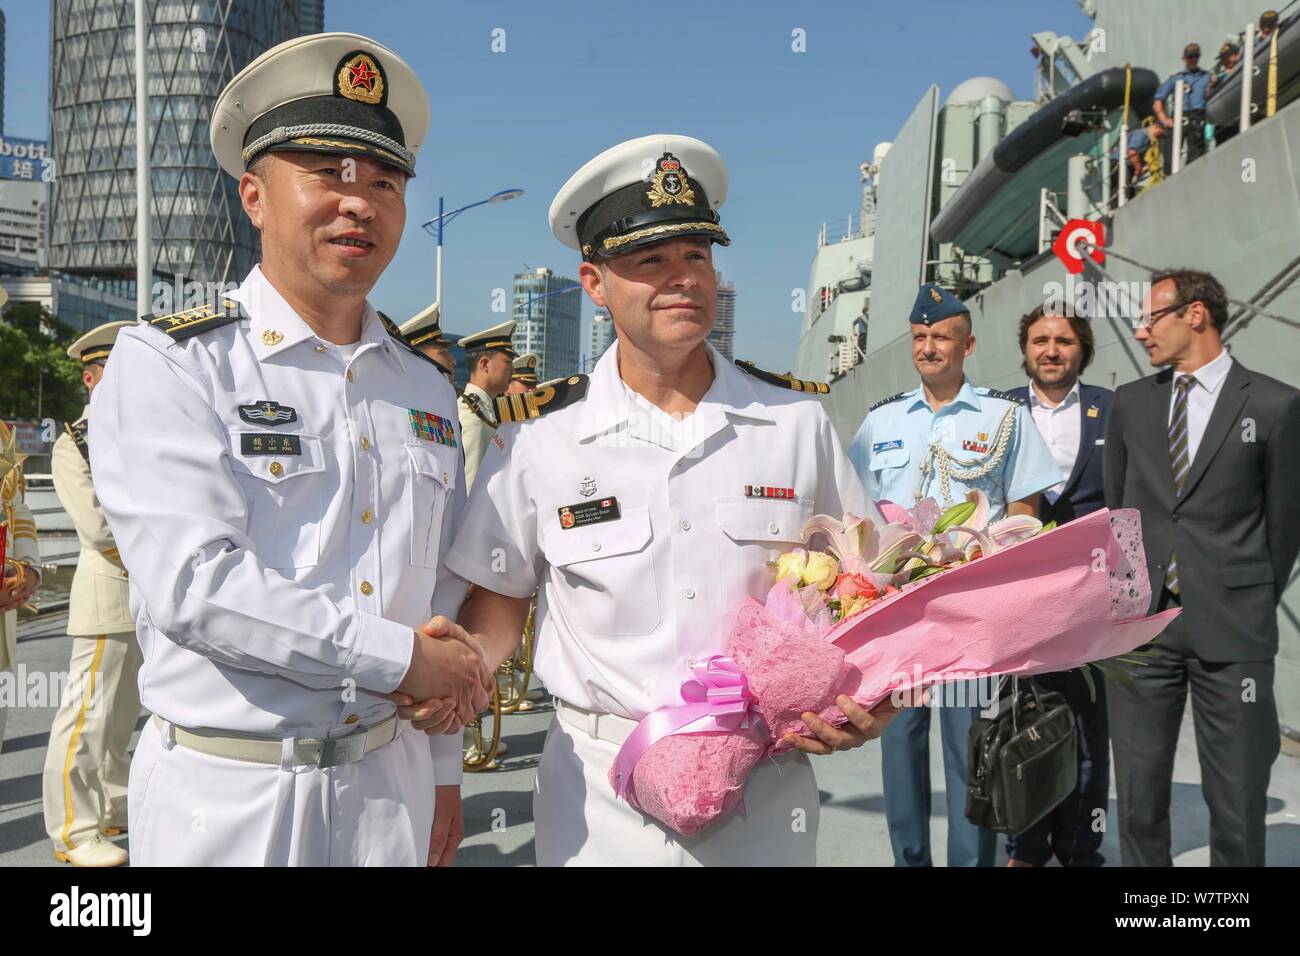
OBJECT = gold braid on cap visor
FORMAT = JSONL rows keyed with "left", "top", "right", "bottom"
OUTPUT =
{"left": 600, "top": 221, "right": 729, "bottom": 254}
{"left": 241, "top": 123, "right": 415, "bottom": 172}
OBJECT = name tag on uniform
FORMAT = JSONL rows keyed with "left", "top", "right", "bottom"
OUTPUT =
{"left": 872, "top": 439, "right": 903, "bottom": 453}
{"left": 558, "top": 497, "right": 620, "bottom": 529}
{"left": 241, "top": 433, "right": 301, "bottom": 456}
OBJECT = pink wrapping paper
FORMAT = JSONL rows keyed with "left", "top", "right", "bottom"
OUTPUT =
{"left": 612, "top": 507, "right": 1178, "bottom": 834}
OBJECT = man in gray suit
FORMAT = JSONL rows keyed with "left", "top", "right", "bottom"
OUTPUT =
{"left": 1104, "top": 268, "right": 1300, "bottom": 866}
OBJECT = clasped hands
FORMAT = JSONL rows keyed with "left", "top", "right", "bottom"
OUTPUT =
{"left": 388, "top": 615, "right": 493, "bottom": 734}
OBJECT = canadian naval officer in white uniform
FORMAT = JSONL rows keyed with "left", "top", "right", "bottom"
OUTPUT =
{"left": 407, "top": 135, "right": 903, "bottom": 865}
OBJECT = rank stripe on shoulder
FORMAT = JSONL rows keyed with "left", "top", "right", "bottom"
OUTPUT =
{"left": 147, "top": 300, "right": 243, "bottom": 341}
{"left": 495, "top": 375, "right": 590, "bottom": 424}
{"left": 734, "top": 359, "right": 829, "bottom": 395}
{"left": 869, "top": 391, "right": 907, "bottom": 412}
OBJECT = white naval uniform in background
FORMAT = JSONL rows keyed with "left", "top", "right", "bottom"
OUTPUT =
{"left": 457, "top": 382, "right": 497, "bottom": 490}
{"left": 90, "top": 265, "right": 467, "bottom": 866}
{"left": 1, "top": 493, "right": 40, "bottom": 754}
{"left": 43, "top": 408, "right": 143, "bottom": 854}
{"left": 447, "top": 341, "right": 871, "bottom": 865}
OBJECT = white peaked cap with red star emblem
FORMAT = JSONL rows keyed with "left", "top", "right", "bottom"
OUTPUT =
{"left": 211, "top": 32, "right": 430, "bottom": 180}
{"left": 549, "top": 134, "right": 730, "bottom": 260}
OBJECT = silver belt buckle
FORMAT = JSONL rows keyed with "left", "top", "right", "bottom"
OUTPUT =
{"left": 317, "top": 727, "right": 369, "bottom": 768}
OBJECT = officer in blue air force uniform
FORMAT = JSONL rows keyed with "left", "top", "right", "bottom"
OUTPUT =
{"left": 847, "top": 283, "right": 1061, "bottom": 867}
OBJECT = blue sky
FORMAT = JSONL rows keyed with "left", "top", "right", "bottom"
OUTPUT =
{"left": 2, "top": 0, "right": 1092, "bottom": 369}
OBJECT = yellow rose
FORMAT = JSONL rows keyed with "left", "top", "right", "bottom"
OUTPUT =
{"left": 839, "top": 593, "right": 872, "bottom": 619}
{"left": 775, "top": 549, "right": 808, "bottom": 583}
{"left": 802, "top": 551, "right": 840, "bottom": 591}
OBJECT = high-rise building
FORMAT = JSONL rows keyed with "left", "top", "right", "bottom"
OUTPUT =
{"left": 586, "top": 308, "right": 616, "bottom": 368}
{"left": 47, "top": 1, "right": 317, "bottom": 298}
{"left": 298, "top": 0, "right": 325, "bottom": 34}
{"left": 710, "top": 270, "right": 736, "bottom": 359}
{"left": 0, "top": 179, "right": 46, "bottom": 266}
{"left": 512, "top": 267, "right": 581, "bottom": 381}
{"left": 0, "top": 136, "right": 51, "bottom": 267}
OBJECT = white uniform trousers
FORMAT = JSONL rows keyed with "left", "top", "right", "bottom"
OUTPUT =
{"left": 534, "top": 713, "right": 820, "bottom": 866}
{"left": 127, "top": 717, "right": 435, "bottom": 866}
{"left": 42, "top": 632, "right": 143, "bottom": 852}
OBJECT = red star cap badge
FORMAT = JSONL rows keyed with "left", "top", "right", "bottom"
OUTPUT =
{"left": 348, "top": 59, "right": 377, "bottom": 92}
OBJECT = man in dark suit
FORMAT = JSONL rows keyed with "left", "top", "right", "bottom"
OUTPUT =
{"left": 1105, "top": 268, "right": 1300, "bottom": 866}
{"left": 1007, "top": 305, "right": 1112, "bottom": 866}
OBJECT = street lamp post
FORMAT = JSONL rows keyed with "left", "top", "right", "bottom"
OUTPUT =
{"left": 422, "top": 188, "right": 524, "bottom": 318}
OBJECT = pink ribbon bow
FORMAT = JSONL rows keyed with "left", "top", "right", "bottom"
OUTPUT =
{"left": 612, "top": 655, "right": 756, "bottom": 799}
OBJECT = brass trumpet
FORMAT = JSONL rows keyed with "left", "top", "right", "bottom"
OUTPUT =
{"left": 462, "top": 598, "right": 539, "bottom": 771}
{"left": 499, "top": 600, "right": 537, "bottom": 714}
{"left": 463, "top": 679, "right": 503, "bottom": 772}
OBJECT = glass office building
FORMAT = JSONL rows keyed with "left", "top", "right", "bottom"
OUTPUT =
{"left": 47, "top": 0, "right": 317, "bottom": 290}
{"left": 511, "top": 267, "right": 581, "bottom": 382}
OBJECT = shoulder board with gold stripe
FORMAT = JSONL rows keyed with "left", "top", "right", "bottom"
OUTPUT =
{"left": 869, "top": 391, "right": 907, "bottom": 412}
{"left": 495, "top": 375, "right": 590, "bottom": 424}
{"left": 734, "top": 359, "right": 830, "bottom": 395}
{"left": 381, "top": 310, "right": 448, "bottom": 374}
{"left": 66, "top": 421, "right": 90, "bottom": 463}
{"left": 979, "top": 387, "right": 1027, "bottom": 405}
{"left": 147, "top": 300, "right": 243, "bottom": 341}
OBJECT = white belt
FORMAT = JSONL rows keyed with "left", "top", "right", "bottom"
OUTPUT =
{"left": 555, "top": 699, "right": 638, "bottom": 746}
{"left": 152, "top": 713, "right": 399, "bottom": 768}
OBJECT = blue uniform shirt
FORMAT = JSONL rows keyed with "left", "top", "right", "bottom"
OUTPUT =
{"left": 847, "top": 378, "right": 1062, "bottom": 521}
{"left": 1155, "top": 68, "right": 1213, "bottom": 111}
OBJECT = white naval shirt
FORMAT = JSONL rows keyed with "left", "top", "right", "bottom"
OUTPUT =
{"left": 445, "top": 340, "right": 871, "bottom": 719}
{"left": 90, "top": 266, "right": 467, "bottom": 782}
{"left": 1169, "top": 348, "right": 1234, "bottom": 464}
{"left": 1028, "top": 381, "right": 1082, "bottom": 502}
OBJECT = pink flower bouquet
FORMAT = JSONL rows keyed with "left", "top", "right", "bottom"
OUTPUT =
{"left": 610, "top": 494, "right": 1178, "bottom": 836}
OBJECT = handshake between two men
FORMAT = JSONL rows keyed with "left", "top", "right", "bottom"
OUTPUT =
{"left": 388, "top": 590, "right": 536, "bottom": 736}
{"left": 387, "top": 614, "right": 497, "bottom": 735}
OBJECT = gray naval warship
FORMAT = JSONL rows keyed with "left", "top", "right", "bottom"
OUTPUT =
{"left": 794, "top": 0, "right": 1300, "bottom": 736}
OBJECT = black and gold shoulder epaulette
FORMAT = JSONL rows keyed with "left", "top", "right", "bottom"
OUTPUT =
{"left": 734, "top": 359, "right": 830, "bottom": 395}
{"left": 459, "top": 392, "right": 497, "bottom": 429}
{"left": 147, "top": 300, "right": 242, "bottom": 341}
{"left": 980, "top": 387, "right": 1026, "bottom": 405}
{"left": 869, "top": 391, "right": 907, "bottom": 412}
{"left": 495, "top": 375, "right": 590, "bottom": 424}
{"left": 66, "top": 421, "right": 90, "bottom": 463}
{"left": 379, "top": 311, "right": 447, "bottom": 373}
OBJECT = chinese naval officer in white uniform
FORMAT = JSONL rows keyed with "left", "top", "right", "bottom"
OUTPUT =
{"left": 90, "top": 33, "right": 494, "bottom": 866}
{"left": 847, "top": 282, "right": 1061, "bottom": 867}
{"left": 43, "top": 321, "right": 142, "bottom": 868}
{"left": 413, "top": 135, "right": 903, "bottom": 865}
{"left": 456, "top": 319, "right": 518, "bottom": 490}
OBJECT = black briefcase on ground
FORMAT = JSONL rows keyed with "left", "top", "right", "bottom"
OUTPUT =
{"left": 965, "top": 676, "right": 1078, "bottom": 835}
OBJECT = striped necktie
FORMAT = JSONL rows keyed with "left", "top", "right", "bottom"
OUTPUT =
{"left": 1165, "top": 374, "right": 1196, "bottom": 594}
